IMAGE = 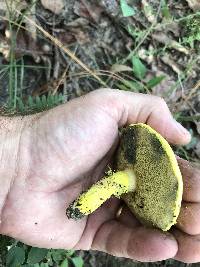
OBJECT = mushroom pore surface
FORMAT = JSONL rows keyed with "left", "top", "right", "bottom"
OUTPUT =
{"left": 117, "top": 123, "right": 183, "bottom": 231}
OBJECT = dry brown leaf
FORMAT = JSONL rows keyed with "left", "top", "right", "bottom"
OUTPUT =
{"left": 152, "top": 32, "right": 189, "bottom": 55}
{"left": 186, "top": 0, "right": 200, "bottom": 11}
{"left": 142, "top": 0, "right": 156, "bottom": 23}
{"left": 161, "top": 54, "right": 182, "bottom": 75}
{"left": 0, "top": 0, "right": 37, "bottom": 41}
{"left": 41, "top": 0, "right": 65, "bottom": 15}
{"left": 55, "top": 31, "right": 75, "bottom": 44}
{"left": 70, "top": 27, "right": 91, "bottom": 44}
{"left": 0, "top": 26, "right": 41, "bottom": 61}
{"left": 150, "top": 71, "right": 176, "bottom": 100}
{"left": 79, "top": 0, "right": 104, "bottom": 23}
{"left": 65, "top": 18, "right": 91, "bottom": 44}
{"left": 111, "top": 64, "right": 132, "bottom": 73}
{"left": 138, "top": 47, "right": 154, "bottom": 64}
{"left": 155, "top": 21, "right": 180, "bottom": 37}
{"left": 65, "top": 18, "right": 89, "bottom": 27}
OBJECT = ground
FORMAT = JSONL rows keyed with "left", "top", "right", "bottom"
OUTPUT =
{"left": 0, "top": 0, "right": 200, "bottom": 266}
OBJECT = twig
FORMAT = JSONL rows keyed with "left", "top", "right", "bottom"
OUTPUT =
{"left": 9, "top": 10, "right": 107, "bottom": 87}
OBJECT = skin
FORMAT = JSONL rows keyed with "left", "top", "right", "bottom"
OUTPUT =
{"left": 0, "top": 88, "right": 199, "bottom": 263}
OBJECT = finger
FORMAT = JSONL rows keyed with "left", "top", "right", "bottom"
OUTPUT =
{"left": 116, "top": 205, "right": 141, "bottom": 228}
{"left": 176, "top": 202, "right": 200, "bottom": 235}
{"left": 172, "top": 229, "right": 200, "bottom": 263}
{"left": 92, "top": 220, "right": 178, "bottom": 262}
{"left": 74, "top": 197, "right": 120, "bottom": 250}
{"left": 177, "top": 158, "right": 200, "bottom": 202}
{"left": 87, "top": 89, "right": 191, "bottom": 145}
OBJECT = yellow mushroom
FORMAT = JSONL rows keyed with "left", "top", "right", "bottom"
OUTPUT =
{"left": 66, "top": 123, "right": 183, "bottom": 231}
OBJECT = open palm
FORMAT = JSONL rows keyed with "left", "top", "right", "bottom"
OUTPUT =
{"left": 1, "top": 89, "right": 199, "bottom": 263}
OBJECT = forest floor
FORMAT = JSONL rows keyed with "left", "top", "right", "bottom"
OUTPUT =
{"left": 0, "top": 0, "right": 200, "bottom": 266}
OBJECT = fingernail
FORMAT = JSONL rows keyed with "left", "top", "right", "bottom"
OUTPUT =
{"left": 174, "top": 120, "right": 191, "bottom": 139}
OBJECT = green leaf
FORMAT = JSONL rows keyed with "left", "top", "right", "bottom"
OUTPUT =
{"left": 117, "top": 83, "right": 131, "bottom": 91}
{"left": 60, "top": 259, "right": 69, "bottom": 267}
{"left": 41, "top": 95, "right": 47, "bottom": 106}
{"left": 6, "top": 246, "right": 25, "bottom": 267}
{"left": 35, "top": 96, "right": 42, "bottom": 109}
{"left": 17, "top": 98, "right": 25, "bottom": 112}
{"left": 27, "top": 247, "right": 48, "bottom": 264}
{"left": 132, "top": 56, "right": 147, "bottom": 80}
{"left": 161, "top": 0, "right": 171, "bottom": 19}
{"left": 28, "top": 96, "right": 34, "bottom": 108}
{"left": 22, "top": 264, "right": 36, "bottom": 267}
{"left": 71, "top": 257, "right": 84, "bottom": 267}
{"left": 40, "top": 263, "right": 48, "bottom": 267}
{"left": 51, "top": 250, "right": 64, "bottom": 263}
{"left": 45, "top": 251, "right": 54, "bottom": 266}
{"left": 119, "top": 80, "right": 144, "bottom": 92}
{"left": 120, "top": 0, "right": 135, "bottom": 17}
{"left": 146, "top": 75, "right": 165, "bottom": 88}
{"left": 65, "top": 250, "right": 74, "bottom": 257}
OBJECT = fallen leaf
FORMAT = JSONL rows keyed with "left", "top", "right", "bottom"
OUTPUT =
{"left": 55, "top": 31, "right": 75, "bottom": 45}
{"left": 142, "top": 0, "right": 156, "bottom": 23}
{"left": 152, "top": 32, "right": 189, "bottom": 55}
{"left": 186, "top": 0, "right": 200, "bottom": 11}
{"left": 99, "top": 0, "right": 119, "bottom": 17}
{"left": 65, "top": 18, "right": 91, "bottom": 44}
{"left": 120, "top": 0, "right": 135, "bottom": 17}
{"left": 138, "top": 47, "right": 154, "bottom": 64}
{"left": 65, "top": 18, "right": 89, "bottom": 28}
{"left": 111, "top": 64, "right": 132, "bottom": 73}
{"left": 70, "top": 27, "right": 91, "bottom": 44}
{"left": 41, "top": 0, "right": 65, "bottom": 15}
{"left": 0, "top": 26, "right": 41, "bottom": 60}
{"left": 78, "top": 0, "right": 104, "bottom": 23}
{"left": 0, "top": 0, "right": 37, "bottom": 41}
{"left": 155, "top": 21, "right": 180, "bottom": 37}
{"left": 74, "top": 2, "right": 91, "bottom": 19}
{"left": 161, "top": 54, "right": 182, "bottom": 75}
{"left": 150, "top": 71, "right": 176, "bottom": 101}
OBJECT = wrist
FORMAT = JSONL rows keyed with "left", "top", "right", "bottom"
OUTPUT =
{"left": 0, "top": 116, "right": 27, "bottom": 229}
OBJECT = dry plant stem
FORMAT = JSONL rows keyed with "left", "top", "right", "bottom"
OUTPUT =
{"left": 66, "top": 169, "right": 136, "bottom": 219}
{"left": 15, "top": 10, "right": 107, "bottom": 87}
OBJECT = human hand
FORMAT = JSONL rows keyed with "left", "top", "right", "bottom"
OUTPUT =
{"left": 0, "top": 88, "right": 197, "bottom": 262}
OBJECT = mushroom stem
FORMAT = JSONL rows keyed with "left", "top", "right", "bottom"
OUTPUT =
{"left": 66, "top": 169, "right": 136, "bottom": 219}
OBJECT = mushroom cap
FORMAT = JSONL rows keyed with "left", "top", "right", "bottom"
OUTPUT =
{"left": 116, "top": 123, "right": 183, "bottom": 231}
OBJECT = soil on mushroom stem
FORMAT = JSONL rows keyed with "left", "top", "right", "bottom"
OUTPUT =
{"left": 0, "top": 0, "right": 200, "bottom": 266}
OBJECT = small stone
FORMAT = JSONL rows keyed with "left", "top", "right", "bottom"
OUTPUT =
{"left": 42, "top": 44, "right": 51, "bottom": 52}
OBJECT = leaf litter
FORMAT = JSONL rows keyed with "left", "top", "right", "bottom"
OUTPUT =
{"left": 0, "top": 0, "right": 200, "bottom": 265}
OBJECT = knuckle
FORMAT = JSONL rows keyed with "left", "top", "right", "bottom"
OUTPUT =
{"left": 154, "top": 96, "right": 168, "bottom": 108}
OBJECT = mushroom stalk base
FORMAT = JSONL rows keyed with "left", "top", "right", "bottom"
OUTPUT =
{"left": 66, "top": 169, "right": 136, "bottom": 220}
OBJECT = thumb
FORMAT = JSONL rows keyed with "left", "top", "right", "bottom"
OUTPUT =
{"left": 146, "top": 110, "right": 191, "bottom": 145}
{"left": 88, "top": 89, "right": 191, "bottom": 145}
{"left": 123, "top": 90, "right": 191, "bottom": 145}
